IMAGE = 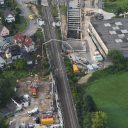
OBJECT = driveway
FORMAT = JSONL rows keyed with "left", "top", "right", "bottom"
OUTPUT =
{"left": 16, "top": 0, "right": 39, "bottom": 36}
{"left": 93, "top": 0, "right": 115, "bottom": 19}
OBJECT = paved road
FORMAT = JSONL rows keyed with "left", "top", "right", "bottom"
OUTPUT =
{"left": 41, "top": 3, "right": 80, "bottom": 128}
{"left": 16, "top": 0, "right": 39, "bottom": 36}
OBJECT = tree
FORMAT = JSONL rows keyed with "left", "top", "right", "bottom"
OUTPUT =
{"left": 15, "top": 59, "right": 27, "bottom": 70}
{"left": 86, "top": 95, "right": 97, "bottom": 112}
{"left": 115, "top": 7, "right": 124, "bottom": 16}
{"left": 107, "top": 49, "right": 126, "bottom": 70}
{"left": 83, "top": 95, "right": 97, "bottom": 113}
{"left": 91, "top": 111, "right": 107, "bottom": 128}
{"left": 0, "top": 116, "right": 8, "bottom": 128}
{"left": 15, "top": 13, "right": 21, "bottom": 23}
{"left": 15, "top": 8, "right": 21, "bottom": 14}
{"left": 0, "top": 79, "right": 15, "bottom": 107}
{"left": 0, "top": 12, "right": 5, "bottom": 25}
{"left": 83, "top": 113, "right": 92, "bottom": 128}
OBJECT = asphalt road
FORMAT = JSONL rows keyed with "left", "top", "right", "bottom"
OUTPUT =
{"left": 16, "top": 0, "right": 39, "bottom": 36}
{"left": 41, "top": 3, "right": 80, "bottom": 128}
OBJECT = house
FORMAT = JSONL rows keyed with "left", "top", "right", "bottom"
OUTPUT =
{"left": 4, "top": 10, "right": 15, "bottom": 23}
{"left": 0, "top": 0, "right": 4, "bottom": 5}
{"left": 14, "top": 33, "right": 35, "bottom": 52}
{"left": 0, "top": 25, "right": 9, "bottom": 37}
{"left": 5, "top": 45, "right": 21, "bottom": 60}
{"left": 0, "top": 56, "right": 6, "bottom": 68}
{"left": 0, "top": 36, "right": 12, "bottom": 52}
{"left": 23, "top": 36, "right": 35, "bottom": 52}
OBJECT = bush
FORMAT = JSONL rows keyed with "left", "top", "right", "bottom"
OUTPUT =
{"left": 15, "top": 59, "right": 27, "bottom": 70}
{"left": 107, "top": 49, "right": 126, "bottom": 71}
{"left": 0, "top": 116, "right": 8, "bottom": 128}
{"left": 91, "top": 111, "right": 107, "bottom": 128}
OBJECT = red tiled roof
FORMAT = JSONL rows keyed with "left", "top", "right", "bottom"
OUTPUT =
{"left": 14, "top": 33, "right": 32, "bottom": 47}
{"left": 23, "top": 36, "right": 32, "bottom": 47}
{"left": 14, "top": 33, "right": 24, "bottom": 42}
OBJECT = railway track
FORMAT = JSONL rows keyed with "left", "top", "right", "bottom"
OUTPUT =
{"left": 41, "top": 4, "right": 80, "bottom": 128}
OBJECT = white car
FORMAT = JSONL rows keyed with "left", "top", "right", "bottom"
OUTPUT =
{"left": 87, "top": 64, "right": 94, "bottom": 71}
{"left": 27, "top": 107, "right": 39, "bottom": 116}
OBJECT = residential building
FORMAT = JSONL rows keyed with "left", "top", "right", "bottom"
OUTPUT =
{"left": 88, "top": 18, "right": 128, "bottom": 58}
{"left": 4, "top": 10, "right": 15, "bottom": 23}
{"left": 0, "top": 0, "right": 4, "bottom": 5}
{"left": 14, "top": 33, "right": 35, "bottom": 52}
{"left": 0, "top": 25, "right": 9, "bottom": 37}
{"left": 5, "top": 45, "right": 21, "bottom": 60}
{"left": 0, "top": 56, "right": 6, "bottom": 68}
{"left": 0, "top": 36, "right": 11, "bottom": 51}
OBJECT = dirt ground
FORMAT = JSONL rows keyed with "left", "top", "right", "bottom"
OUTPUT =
{"left": 13, "top": 74, "right": 60, "bottom": 126}
{"left": 17, "top": 75, "right": 52, "bottom": 112}
{"left": 78, "top": 73, "right": 92, "bottom": 85}
{"left": 61, "top": 15, "right": 67, "bottom": 39}
{"left": 27, "top": 3, "right": 40, "bottom": 17}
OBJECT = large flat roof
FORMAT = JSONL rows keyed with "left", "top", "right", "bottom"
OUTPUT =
{"left": 91, "top": 18, "right": 128, "bottom": 57}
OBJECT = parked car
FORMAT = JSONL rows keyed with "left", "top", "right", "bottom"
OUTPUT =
{"left": 28, "top": 15, "right": 34, "bottom": 20}
{"left": 27, "top": 107, "right": 39, "bottom": 116}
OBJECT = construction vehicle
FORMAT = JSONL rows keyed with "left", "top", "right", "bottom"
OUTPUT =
{"left": 31, "top": 87, "right": 38, "bottom": 97}
{"left": 72, "top": 64, "right": 79, "bottom": 73}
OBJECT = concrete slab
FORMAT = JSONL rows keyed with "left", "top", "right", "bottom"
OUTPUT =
{"left": 67, "top": 40, "right": 83, "bottom": 50}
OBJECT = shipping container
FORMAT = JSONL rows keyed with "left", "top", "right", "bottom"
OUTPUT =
{"left": 72, "top": 64, "right": 79, "bottom": 73}
{"left": 41, "top": 118, "right": 54, "bottom": 125}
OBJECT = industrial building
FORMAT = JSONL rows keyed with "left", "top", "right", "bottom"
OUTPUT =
{"left": 88, "top": 18, "right": 128, "bottom": 58}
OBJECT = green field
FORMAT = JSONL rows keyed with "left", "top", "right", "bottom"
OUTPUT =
{"left": 104, "top": 0, "right": 128, "bottom": 12}
{"left": 86, "top": 72, "right": 128, "bottom": 128}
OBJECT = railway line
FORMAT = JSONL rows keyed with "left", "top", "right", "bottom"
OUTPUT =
{"left": 41, "top": 3, "right": 80, "bottom": 128}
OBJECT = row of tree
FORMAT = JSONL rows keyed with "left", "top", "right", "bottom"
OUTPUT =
{"left": 64, "top": 56, "right": 108, "bottom": 128}
{"left": 0, "top": 116, "right": 8, "bottom": 128}
{"left": 107, "top": 49, "right": 127, "bottom": 71}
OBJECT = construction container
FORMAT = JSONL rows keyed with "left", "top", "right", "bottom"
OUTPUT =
{"left": 72, "top": 64, "right": 79, "bottom": 73}
{"left": 41, "top": 118, "right": 54, "bottom": 125}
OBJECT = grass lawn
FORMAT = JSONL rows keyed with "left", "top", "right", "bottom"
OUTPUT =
{"left": 60, "top": 5, "right": 67, "bottom": 15}
{"left": 51, "top": 5, "right": 58, "bottom": 17}
{"left": 15, "top": 16, "right": 27, "bottom": 32}
{"left": 86, "top": 72, "right": 128, "bottom": 128}
{"left": 104, "top": 0, "right": 128, "bottom": 12}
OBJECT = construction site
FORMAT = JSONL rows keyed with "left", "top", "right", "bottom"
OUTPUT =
{"left": 9, "top": 74, "right": 63, "bottom": 128}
